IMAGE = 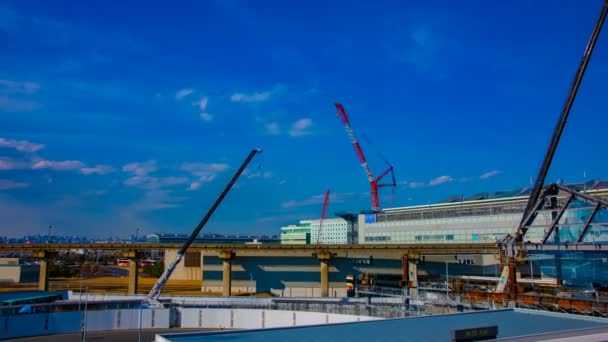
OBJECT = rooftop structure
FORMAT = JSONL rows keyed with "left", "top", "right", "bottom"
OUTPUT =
{"left": 358, "top": 180, "right": 608, "bottom": 245}
{"left": 156, "top": 308, "right": 608, "bottom": 342}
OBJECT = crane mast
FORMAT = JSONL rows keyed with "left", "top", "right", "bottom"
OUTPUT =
{"left": 335, "top": 103, "right": 395, "bottom": 212}
{"left": 145, "top": 148, "right": 262, "bottom": 303}
{"left": 316, "top": 189, "right": 330, "bottom": 245}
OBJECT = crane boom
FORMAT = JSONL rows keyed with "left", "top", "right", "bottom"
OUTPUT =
{"left": 145, "top": 148, "right": 262, "bottom": 303}
{"left": 335, "top": 103, "right": 396, "bottom": 212}
{"left": 515, "top": 0, "right": 608, "bottom": 242}
{"left": 316, "top": 189, "right": 330, "bottom": 245}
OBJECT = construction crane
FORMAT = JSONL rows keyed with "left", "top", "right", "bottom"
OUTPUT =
{"left": 335, "top": 103, "right": 396, "bottom": 212}
{"left": 145, "top": 148, "right": 262, "bottom": 304}
{"left": 315, "top": 189, "right": 331, "bottom": 245}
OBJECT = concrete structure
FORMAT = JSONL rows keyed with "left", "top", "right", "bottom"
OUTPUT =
{"left": 177, "top": 308, "right": 381, "bottom": 330}
{"left": 0, "top": 258, "right": 39, "bottom": 285}
{"left": 358, "top": 186, "right": 608, "bottom": 245}
{"left": 156, "top": 309, "right": 608, "bottom": 342}
{"left": 282, "top": 218, "right": 356, "bottom": 245}
{"left": 280, "top": 222, "right": 311, "bottom": 244}
{"left": 1, "top": 308, "right": 170, "bottom": 340}
{"left": 163, "top": 249, "right": 203, "bottom": 281}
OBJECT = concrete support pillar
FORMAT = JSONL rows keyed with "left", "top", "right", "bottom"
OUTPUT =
{"left": 317, "top": 251, "right": 332, "bottom": 297}
{"left": 219, "top": 250, "right": 235, "bottom": 296}
{"left": 403, "top": 252, "right": 420, "bottom": 298}
{"left": 38, "top": 259, "right": 49, "bottom": 291}
{"left": 128, "top": 260, "right": 139, "bottom": 295}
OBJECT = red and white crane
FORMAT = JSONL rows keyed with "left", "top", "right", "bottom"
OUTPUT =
{"left": 335, "top": 103, "right": 396, "bottom": 212}
{"left": 316, "top": 189, "right": 331, "bottom": 245}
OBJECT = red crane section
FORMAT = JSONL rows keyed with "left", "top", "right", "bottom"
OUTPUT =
{"left": 316, "top": 189, "right": 331, "bottom": 245}
{"left": 335, "top": 103, "right": 396, "bottom": 212}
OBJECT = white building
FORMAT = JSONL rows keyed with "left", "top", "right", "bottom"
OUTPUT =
{"left": 281, "top": 217, "right": 357, "bottom": 245}
{"left": 357, "top": 183, "right": 608, "bottom": 244}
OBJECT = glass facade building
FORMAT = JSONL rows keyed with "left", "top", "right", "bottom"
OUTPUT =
{"left": 358, "top": 183, "right": 608, "bottom": 245}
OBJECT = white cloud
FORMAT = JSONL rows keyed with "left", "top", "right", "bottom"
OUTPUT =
{"left": 281, "top": 192, "right": 357, "bottom": 209}
{"left": 480, "top": 170, "right": 503, "bottom": 179}
{"left": 408, "top": 182, "right": 425, "bottom": 189}
{"left": 0, "top": 179, "right": 29, "bottom": 190}
{"left": 200, "top": 112, "right": 213, "bottom": 122}
{"left": 264, "top": 122, "right": 281, "bottom": 135}
{"left": 180, "top": 162, "right": 229, "bottom": 177}
{"left": 122, "top": 160, "right": 157, "bottom": 176}
{"left": 289, "top": 118, "right": 313, "bottom": 137}
{"left": 246, "top": 170, "right": 273, "bottom": 179}
{"left": 175, "top": 88, "right": 194, "bottom": 100}
{"left": 187, "top": 181, "right": 201, "bottom": 191}
{"left": 0, "top": 79, "right": 40, "bottom": 94}
{"left": 124, "top": 175, "right": 189, "bottom": 190}
{"left": 196, "top": 97, "right": 208, "bottom": 110}
{"left": 80, "top": 165, "right": 115, "bottom": 175}
{"left": 230, "top": 91, "right": 271, "bottom": 103}
{"left": 129, "top": 190, "right": 189, "bottom": 211}
{"left": 180, "top": 162, "right": 229, "bottom": 190}
{"left": 0, "top": 137, "right": 44, "bottom": 153}
{"left": 32, "top": 159, "right": 84, "bottom": 171}
{"left": 428, "top": 175, "right": 454, "bottom": 186}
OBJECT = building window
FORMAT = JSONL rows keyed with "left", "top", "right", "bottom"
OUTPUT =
{"left": 184, "top": 251, "right": 201, "bottom": 267}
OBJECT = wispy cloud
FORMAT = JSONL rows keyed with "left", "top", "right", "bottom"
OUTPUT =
{"left": 428, "top": 175, "right": 454, "bottom": 186}
{"left": 124, "top": 175, "right": 189, "bottom": 190}
{"left": 408, "top": 182, "right": 426, "bottom": 189}
{"left": 0, "top": 137, "right": 44, "bottom": 153}
{"left": 199, "top": 112, "right": 213, "bottom": 122}
{"left": 245, "top": 170, "right": 273, "bottom": 179}
{"left": 0, "top": 80, "right": 40, "bottom": 94}
{"left": 181, "top": 162, "right": 230, "bottom": 191}
{"left": 175, "top": 88, "right": 194, "bottom": 100}
{"left": 0, "top": 95, "right": 40, "bottom": 112}
{"left": 0, "top": 179, "right": 29, "bottom": 190}
{"left": 80, "top": 165, "right": 115, "bottom": 175}
{"left": 230, "top": 91, "right": 272, "bottom": 103}
{"left": 122, "top": 160, "right": 157, "bottom": 176}
{"left": 196, "top": 97, "right": 208, "bottom": 110}
{"left": 32, "top": 159, "right": 84, "bottom": 171}
{"left": 281, "top": 192, "right": 358, "bottom": 209}
{"left": 187, "top": 181, "right": 201, "bottom": 191}
{"left": 180, "top": 162, "right": 229, "bottom": 177}
{"left": 264, "top": 122, "right": 281, "bottom": 135}
{"left": 480, "top": 170, "right": 503, "bottom": 179}
{"left": 289, "top": 118, "right": 313, "bottom": 137}
{"left": 129, "top": 190, "right": 189, "bottom": 211}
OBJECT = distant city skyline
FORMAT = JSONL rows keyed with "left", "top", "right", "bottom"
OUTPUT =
{"left": 1, "top": 1, "right": 607, "bottom": 237}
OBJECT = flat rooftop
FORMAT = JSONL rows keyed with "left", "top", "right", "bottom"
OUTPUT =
{"left": 156, "top": 308, "right": 608, "bottom": 342}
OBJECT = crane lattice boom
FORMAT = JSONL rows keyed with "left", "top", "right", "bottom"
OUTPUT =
{"left": 335, "top": 103, "right": 396, "bottom": 212}
{"left": 316, "top": 189, "right": 330, "bottom": 245}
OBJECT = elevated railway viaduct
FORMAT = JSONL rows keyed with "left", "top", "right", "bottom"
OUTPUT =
{"left": 0, "top": 242, "right": 500, "bottom": 296}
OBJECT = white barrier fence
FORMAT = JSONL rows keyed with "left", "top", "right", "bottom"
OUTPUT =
{"left": 0, "top": 308, "right": 170, "bottom": 340}
{"left": 179, "top": 308, "right": 382, "bottom": 330}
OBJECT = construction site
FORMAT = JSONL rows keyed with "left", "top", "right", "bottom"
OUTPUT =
{"left": 1, "top": 1, "right": 608, "bottom": 341}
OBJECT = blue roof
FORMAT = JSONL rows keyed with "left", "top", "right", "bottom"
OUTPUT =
{"left": 0, "top": 290, "right": 64, "bottom": 302}
{"left": 157, "top": 309, "right": 608, "bottom": 342}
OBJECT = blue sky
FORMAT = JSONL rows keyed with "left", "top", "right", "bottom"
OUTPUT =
{"left": 1, "top": 1, "right": 607, "bottom": 238}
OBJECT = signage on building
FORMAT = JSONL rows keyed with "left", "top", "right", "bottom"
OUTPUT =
{"left": 452, "top": 325, "right": 498, "bottom": 341}
{"left": 364, "top": 214, "right": 376, "bottom": 223}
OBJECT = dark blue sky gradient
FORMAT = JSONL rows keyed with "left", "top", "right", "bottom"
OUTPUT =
{"left": 1, "top": 1, "right": 607, "bottom": 237}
